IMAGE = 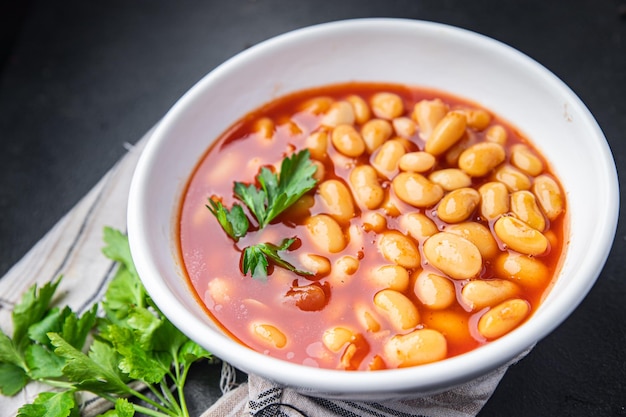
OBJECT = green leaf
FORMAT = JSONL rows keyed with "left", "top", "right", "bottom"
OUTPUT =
{"left": 257, "top": 166, "right": 279, "bottom": 212}
{"left": 257, "top": 238, "right": 309, "bottom": 273}
{"left": 27, "top": 307, "right": 68, "bottom": 347}
{"left": 101, "top": 227, "right": 145, "bottom": 321}
{"left": 102, "top": 269, "right": 143, "bottom": 324}
{"left": 17, "top": 390, "right": 78, "bottom": 417}
{"left": 24, "top": 344, "right": 65, "bottom": 379}
{"left": 49, "top": 333, "right": 130, "bottom": 395}
{"left": 233, "top": 150, "right": 318, "bottom": 229}
{"left": 102, "top": 227, "right": 137, "bottom": 278}
{"left": 0, "top": 329, "right": 24, "bottom": 367}
{"left": 264, "top": 149, "right": 318, "bottom": 225}
{"left": 87, "top": 339, "right": 128, "bottom": 383}
{"left": 102, "top": 227, "right": 148, "bottom": 323}
{"left": 101, "top": 228, "right": 147, "bottom": 322}
{"left": 98, "top": 398, "right": 135, "bottom": 417}
{"left": 233, "top": 181, "right": 268, "bottom": 227}
{"left": 177, "top": 339, "right": 212, "bottom": 364}
{"left": 0, "top": 362, "right": 29, "bottom": 396}
{"left": 13, "top": 277, "right": 62, "bottom": 346}
{"left": 150, "top": 318, "right": 189, "bottom": 357}
{"left": 242, "top": 245, "right": 269, "bottom": 280}
{"left": 206, "top": 199, "right": 249, "bottom": 240}
{"left": 125, "top": 307, "right": 161, "bottom": 349}
{"left": 242, "top": 238, "right": 312, "bottom": 280}
{"left": 28, "top": 303, "right": 97, "bottom": 351}
{"left": 62, "top": 304, "right": 98, "bottom": 350}
{"left": 103, "top": 325, "right": 169, "bottom": 384}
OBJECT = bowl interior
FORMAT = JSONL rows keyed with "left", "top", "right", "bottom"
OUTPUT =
{"left": 127, "top": 18, "right": 619, "bottom": 399}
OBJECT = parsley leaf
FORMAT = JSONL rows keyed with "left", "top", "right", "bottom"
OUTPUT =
{"left": 102, "top": 227, "right": 137, "bottom": 278}
{"left": 101, "top": 226, "right": 148, "bottom": 324}
{"left": 100, "top": 398, "right": 135, "bottom": 417}
{"left": 241, "top": 245, "right": 269, "bottom": 280}
{"left": 0, "top": 363, "right": 29, "bottom": 396}
{"left": 48, "top": 332, "right": 132, "bottom": 396}
{"left": 17, "top": 390, "right": 79, "bottom": 417}
{"left": 0, "top": 330, "right": 26, "bottom": 371}
{"left": 234, "top": 149, "right": 317, "bottom": 229}
{"left": 206, "top": 199, "right": 249, "bottom": 241}
{"left": 12, "top": 278, "right": 62, "bottom": 350}
{"left": 98, "top": 325, "right": 169, "bottom": 385}
{"left": 28, "top": 304, "right": 97, "bottom": 351}
{"left": 232, "top": 181, "right": 269, "bottom": 229}
{"left": 242, "top": 238, "right": 313, "bottom": 280}
{"left": 24, "top": 343, "right": 65, "bottom": 379}
{"left": 266, "top": 148, "right": 319, "bottom": 222}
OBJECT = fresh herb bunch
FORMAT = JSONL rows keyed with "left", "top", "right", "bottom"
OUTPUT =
{"left": 207, "top": 149, "right": 318, "bottom": 280}
{"left": 0, "top": 227, "right": 212, "bottom": 417}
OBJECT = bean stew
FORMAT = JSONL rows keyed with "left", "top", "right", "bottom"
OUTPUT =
{"left": 178, "top": 82, "right": 567, "bottom": 370}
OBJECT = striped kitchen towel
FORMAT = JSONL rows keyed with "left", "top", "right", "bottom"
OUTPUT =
{"left": 200, "top": 351, "right": 529, "bottom": 417}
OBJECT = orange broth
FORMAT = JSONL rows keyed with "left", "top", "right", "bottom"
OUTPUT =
{"left": 178, "top": 82, "right": 567, "bottom": 370}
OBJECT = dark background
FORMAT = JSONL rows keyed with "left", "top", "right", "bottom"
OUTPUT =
{"left": 1, "top": 1, "right": 625, "bottom": 416}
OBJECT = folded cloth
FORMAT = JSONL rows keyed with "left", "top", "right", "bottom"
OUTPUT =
{"left": 202, "top": 348, "right": 531, "bottom": 417}
{"left": 0, "top": 130, "right": 531, "bottom": 416}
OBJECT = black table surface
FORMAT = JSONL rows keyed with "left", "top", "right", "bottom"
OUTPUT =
{"left": 1, "top": 1, "right": 625, "bottom": 416}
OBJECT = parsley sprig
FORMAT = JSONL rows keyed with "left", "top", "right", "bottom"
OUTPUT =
{"left": 207, "top": 149, "right": 318, "bottom": 280}
{"left": 234, "top": 149, "right": 318, "bottom": 229}
{"left": 206, "top": 200, "right": 249, "bottom": 241}
{"left": 0, "top": 227, "right": 213, "bottom": 417}
{"left": 241, "top": 238, "right": 302, "bottom": 281}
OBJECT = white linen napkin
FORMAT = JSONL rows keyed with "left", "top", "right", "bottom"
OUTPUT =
{"left": 0, "top": 130, "right": 530, "bottom": 416}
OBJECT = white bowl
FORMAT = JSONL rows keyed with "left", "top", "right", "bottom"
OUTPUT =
{"left": 127, "top": 18, "right": 619, "bottom": 400}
